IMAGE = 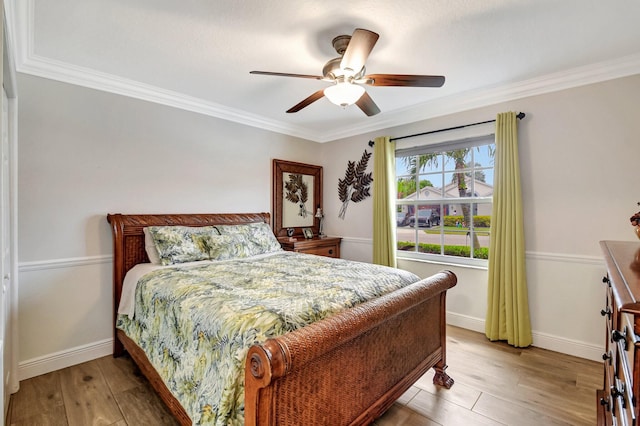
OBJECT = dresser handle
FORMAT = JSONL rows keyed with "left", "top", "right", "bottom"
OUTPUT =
{"left": 611, "top": 385, "right": 624, "bottom": 398}
{"left": 602, "top": 276, "right": 610, "bottom": 285}
{"left": 600, "top": 397, "right": 610, "bottom": 411}
{"left": 328, "top": 249, "right": 333, "bottom": 254}
{"left": 602, "top": 351, "right": 612, "bottom": 364}
{"left": 600, "top": 307, "right": 612, "bottom": 319}
{"left": 612, "top": 328, "right": 629, "bottom": 350}
{"left": 611, "top": 384, "right": 628, "bottom": 409}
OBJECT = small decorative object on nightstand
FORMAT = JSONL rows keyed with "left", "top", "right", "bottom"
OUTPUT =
{"left": 279, "top": 236, "right": 342, "bottom": 258}
{"left": 630, "top": 202, "right": 640, "bottom": 239}
{"left": 315, "top": 207, "right": 325, "bottom": 238}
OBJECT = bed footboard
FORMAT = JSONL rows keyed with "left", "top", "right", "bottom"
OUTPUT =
{"left": 245, "top": 270, "right": 456, "bottom": 426}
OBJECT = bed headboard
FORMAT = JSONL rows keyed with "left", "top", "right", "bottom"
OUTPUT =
{"left": 106, "top": 212, "right": 271, "bottom": 353}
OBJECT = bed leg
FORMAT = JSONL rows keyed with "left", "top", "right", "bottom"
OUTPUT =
{"left": 114, "top": 333, "right": 125, "bottom": 358}
{"left": 433, "top": 364, "right": 454, "bottom": 389}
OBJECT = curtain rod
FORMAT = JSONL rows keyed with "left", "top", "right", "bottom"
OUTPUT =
{"left": 368, "top": 112, "right": 526, "bottom": 147}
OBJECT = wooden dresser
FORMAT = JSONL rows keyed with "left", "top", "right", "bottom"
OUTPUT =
{"left": 278, "top": 236, "right": 341, "bottom": 258}
{"left": 599, "top": 240, "right": 640, "bottom": 425}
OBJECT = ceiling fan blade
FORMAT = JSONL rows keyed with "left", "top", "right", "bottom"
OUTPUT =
{"left": 340, "top": 28, "right": 379, "bottom": 74}
{"left": 355, "top": 91, "right": 381, "bottom": 116}
{"left": 286, "top": 89, "right": 326, "bottom": 113}
{"left": 250, "top": 71, "right": 324, "bottom": 80}
{"left": 363, "top": 74, "right": 445, "bottom": 87}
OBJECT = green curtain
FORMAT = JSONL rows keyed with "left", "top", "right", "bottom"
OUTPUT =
{"left": 485, "top": 112, "right": 532, "bottom": 347}
{"left": 372, "top": 136, "right": 397, "bottom": 267}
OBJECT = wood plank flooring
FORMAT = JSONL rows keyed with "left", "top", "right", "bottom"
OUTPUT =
{"left": 7, "top": 326, "right": 601, "bottom": 425}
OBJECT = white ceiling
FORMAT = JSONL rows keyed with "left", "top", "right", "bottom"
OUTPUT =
{"left": 6, "top": 0, "right": 640, "bottom": 142}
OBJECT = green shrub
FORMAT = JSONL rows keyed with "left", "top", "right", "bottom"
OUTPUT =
{"left": 396, "top": 241, "right": 489, "bottom": 259}
{"left": 397, "top": 241, "right": 415, "bottom": 251}
{"left": 474, "top": 216, "right": 491, "bottom": 228}
{"left": 443, "top": 215, "right": 491, "bottom": 228}
{"left": 443, "top": 216, "right": 462, "bottom": 227}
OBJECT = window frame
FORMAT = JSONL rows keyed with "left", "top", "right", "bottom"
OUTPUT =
{"left": 395, "top": 134, "right": 495, "bottom": 268}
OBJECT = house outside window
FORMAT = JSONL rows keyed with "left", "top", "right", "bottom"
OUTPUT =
{"left": 395, "top": 135, "right": 495, "bottom": 267}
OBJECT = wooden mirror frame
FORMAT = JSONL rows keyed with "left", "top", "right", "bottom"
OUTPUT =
{"left": 272, "top": 159, "right": 323, "bottom": 238}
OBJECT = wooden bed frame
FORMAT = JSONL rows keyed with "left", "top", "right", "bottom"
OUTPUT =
{"left": 107, "top": 212, "right": 456, "bottom": 425}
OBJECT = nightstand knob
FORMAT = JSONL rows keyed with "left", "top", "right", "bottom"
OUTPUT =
{"left": 602, "top": 276, "right": 610, "bottom": 285}
{"left": 328, "top": 249, "right": 333, "bottom": 254}
{"left": 602, "top": 352, "right": 612, "bottom": 363}
{"left": 601, "top": 307, "right": 612, "bottom": 318}
{"left": 600, "top": 397, "right": 610, "bottom": 411}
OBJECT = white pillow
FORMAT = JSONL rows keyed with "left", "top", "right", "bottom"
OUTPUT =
{"left": 143, "top": 227, "right": 161, "bottom": 264}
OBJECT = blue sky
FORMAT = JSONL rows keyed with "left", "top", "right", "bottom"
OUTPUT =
{"left": 396, "top": 143, "right": 495, "bottom": 189}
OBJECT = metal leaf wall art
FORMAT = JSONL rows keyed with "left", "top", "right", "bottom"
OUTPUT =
{"left": 338, "top": 150, "right": 373, "bottom": 219}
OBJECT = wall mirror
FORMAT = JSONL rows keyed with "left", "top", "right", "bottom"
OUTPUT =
{"left": 272, "top": 159, "right": 323, "bottom": 238}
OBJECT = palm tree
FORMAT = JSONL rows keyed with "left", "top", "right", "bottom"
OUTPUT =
{"left": 402, "top": 148, "right": 483, "bottom": 251}
{"left": 447, "top": 149, "right": 472, "bottom": 228}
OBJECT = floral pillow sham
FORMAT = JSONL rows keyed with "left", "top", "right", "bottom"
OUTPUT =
{"left": 146, "top": 226, "right": 221, "bottom": 265}
{"left": 146, "top": 222, "right": 282, "bottom": 265}
{"left": 203, "top": 234, "right": 253, "bottom": 260}
{"left": 214, "top": 222, "right": 282, "bottom": 256}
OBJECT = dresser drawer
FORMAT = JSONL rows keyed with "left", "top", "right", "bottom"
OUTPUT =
{"left": 618, "top": 313, "right": 636, "bottom": 384}
{"left": 604, "top": 282, "right": 618, "bottom": 379}
{"left": 617, "top": 312, "right": 638, "bottom": 424}
{"left": 611, "top": 371, "right": 635, "bottom": 426}
{"left": 601, "top": 361, "right": 615, "bottom": 424}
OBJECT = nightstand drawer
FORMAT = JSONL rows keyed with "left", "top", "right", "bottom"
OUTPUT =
{"left": 299, "top": 245, "right": 338, "bottom": 258}
{"left": 279, "top": 236, "right": 342, "bottom": 259}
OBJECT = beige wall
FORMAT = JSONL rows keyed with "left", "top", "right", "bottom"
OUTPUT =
{"left": 322, "top": 75, "right": 640, "bottom": 253}
{"left": 323, "top": 76, "right": 640, "bottom": 359}
{"left": 16, "top": 72, "right": 640, "bottom": 377}
{"left": 16, "top": 74, "right": 322, "bottom": 376}
{"left": 320, "top": 74, "right": 640, "bottom": 360}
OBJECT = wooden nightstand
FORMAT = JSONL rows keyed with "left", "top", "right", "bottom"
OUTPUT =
{"left": 279, "top": 236, "right": 342, "bottom": 258}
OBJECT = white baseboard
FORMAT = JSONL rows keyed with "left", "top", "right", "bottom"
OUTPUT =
{"left": 531, "top": 330, "right": 604, "bottom": 362}
{"left": 446, "top": 311, "right": 603, "bottom": 362}
{"left": 18, "top": 338, "right": 113, "bottom": 381}
{"left": 15, "top": 310, "right": 603, "bottom": 383}
{"left": 446, "top": 311, "right": 485, "bottom": 333}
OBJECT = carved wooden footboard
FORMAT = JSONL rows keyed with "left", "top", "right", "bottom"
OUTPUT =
{"left": 245, "top": 270, "right": 455, "bottom": 426}
{"left": 107, "top": 212, "right": 456, "bottom": 425}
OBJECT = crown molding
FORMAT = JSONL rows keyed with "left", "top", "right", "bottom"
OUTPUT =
{"left": 6, "top": 1, "right": 320, "bottom": 141}
{"left": 18, "top": 53, "right": 318, "bottom": 140}
{"left": 6, "top": 0, "right": 640, "bottom": 143}
{"left": 319, "top": 52, "right": 640, "bottom": 142}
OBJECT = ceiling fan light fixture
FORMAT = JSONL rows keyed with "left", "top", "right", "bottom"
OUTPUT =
{"left": 324, "top": 83, "right": 365, "bottom": 107}
{"left": 250, "top": 28, "right": 444, "bottom": 115}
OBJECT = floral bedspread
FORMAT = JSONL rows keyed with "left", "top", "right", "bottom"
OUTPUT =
{"left": 116, "top": 251, "right": 419, "bottom": 425}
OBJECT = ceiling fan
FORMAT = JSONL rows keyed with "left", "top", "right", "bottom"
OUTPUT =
{"left": 250, "top": 28, "right": 445, "bottom": 116}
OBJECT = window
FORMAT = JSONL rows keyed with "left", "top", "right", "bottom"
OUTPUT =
{"left": 395, "top": 135, "right": 494, "bottom": 266}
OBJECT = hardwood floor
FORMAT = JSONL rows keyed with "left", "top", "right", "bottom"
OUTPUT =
{"left": 7, "top": 326, "right": 601, "bottom": 425}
